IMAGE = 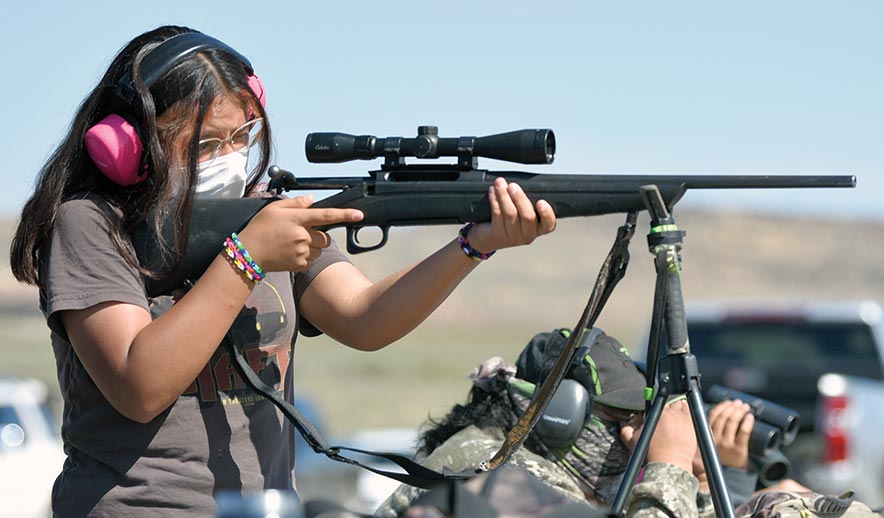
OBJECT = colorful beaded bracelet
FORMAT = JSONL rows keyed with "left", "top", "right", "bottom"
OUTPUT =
{"left": 222, "top": 232, "right": 265, "bottom": 282}
{"left": 458, "top": 223, "right": 496, "bottom": 262}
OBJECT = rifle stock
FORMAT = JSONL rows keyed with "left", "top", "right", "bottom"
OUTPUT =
{"left": 133, "top": 165, "right": 855, "bottom": 297}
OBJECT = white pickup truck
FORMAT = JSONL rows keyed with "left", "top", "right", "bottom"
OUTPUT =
{"left": 644, "top": 299, "right": 884, "bottom": 505}
{"left": 805, "top": 372, "right": 884, "bottom": 509}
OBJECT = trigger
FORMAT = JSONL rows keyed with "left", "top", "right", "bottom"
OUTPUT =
{"left": 345, "top": 226, "right": 389, "bottom": 254}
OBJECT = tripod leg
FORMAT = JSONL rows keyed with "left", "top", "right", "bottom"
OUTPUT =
{"left": 610, "top": 394, "right": 667, "bottom": 516}
{"left": 611, "top": 186, "right": 735, "bottom": 518}
{"left": 687, "top": 382, "right": 736, "bottom": 518}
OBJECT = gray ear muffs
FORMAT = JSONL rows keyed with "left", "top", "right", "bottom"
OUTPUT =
{"left": 508, "top": 378, "right": 591, "bottom": 451}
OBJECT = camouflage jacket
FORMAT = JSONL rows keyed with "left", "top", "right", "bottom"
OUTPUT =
{"left": 373, "top": 425, "right": 711, "bottom": 518}
{"left": 627, "top": 462, "right": 714, "bottom": 518}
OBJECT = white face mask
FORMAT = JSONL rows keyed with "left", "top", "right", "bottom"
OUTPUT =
{"left": 194, "top": 151, "right": 250, "bottom": 199}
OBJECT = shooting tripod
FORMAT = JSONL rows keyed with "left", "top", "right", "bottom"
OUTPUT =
{"left": 609, "top": 186, "right": 735, "bottom": 518}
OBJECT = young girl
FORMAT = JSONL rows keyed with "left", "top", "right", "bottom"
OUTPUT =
{"left": 9, "top": 25, "right": 556, "bottom": 516}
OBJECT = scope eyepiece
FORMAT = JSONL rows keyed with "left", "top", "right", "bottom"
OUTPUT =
{"left": 305, "top": 126, "right": 555, "bottom": 166}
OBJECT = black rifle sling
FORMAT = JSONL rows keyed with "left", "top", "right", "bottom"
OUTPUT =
{"left": 221, "top": 335, "right": 476, "bottom": 490}
{"left": 484, "top": 211, "right": 638, "bottom": 471}
{"left": 222, "top": 211, "right": 637, "bottom": 488}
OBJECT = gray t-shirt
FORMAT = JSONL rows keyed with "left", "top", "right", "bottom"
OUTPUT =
{"left": 40, "top": 193, "right": 349, "bottom": 517}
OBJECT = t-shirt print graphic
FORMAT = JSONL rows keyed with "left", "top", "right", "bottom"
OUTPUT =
{"left": 181, "top": 278, "right": 295, "bottom": 407}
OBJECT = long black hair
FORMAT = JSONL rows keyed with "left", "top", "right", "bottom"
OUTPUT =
{"left": 416, "top": 373, "right": 547, "bottom": 457}
{"left": 10, "top": 25, "right": 271, "bottom": 286}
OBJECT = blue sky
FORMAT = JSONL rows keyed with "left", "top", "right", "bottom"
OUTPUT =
{"left": 3, "top": 1, "right": 881, "bottom": 220}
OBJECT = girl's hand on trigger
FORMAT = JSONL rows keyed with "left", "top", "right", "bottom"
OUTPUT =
{"left": 465, "top": 177, "right": 556, "bottom": 254}
{"left": 236, "top": 195, "right": 363, "bottom": 272}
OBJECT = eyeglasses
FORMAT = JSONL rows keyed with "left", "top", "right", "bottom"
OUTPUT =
{"left": 197, "top": 118, "right": 263, "bottom": 164}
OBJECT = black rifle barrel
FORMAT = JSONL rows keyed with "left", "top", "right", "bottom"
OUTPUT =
{"left": 275, "top": 171, "right": 856, "bottom": 191}
{"left": 681, "top": 175, "right": 855, "bottom": 189}
{"left": 135, "top": 170, "right": 856, "bottom": 296}
{"left": 300, "top": 172, "right": 856, "bottom": 230}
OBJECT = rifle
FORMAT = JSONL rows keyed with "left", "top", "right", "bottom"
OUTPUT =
{"left": 134, "top": 125, "right": 855, "bottom": 296}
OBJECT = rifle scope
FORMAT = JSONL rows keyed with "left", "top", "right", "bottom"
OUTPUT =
{"left": 305, "top": 126, "right": 555, "bottom": 165}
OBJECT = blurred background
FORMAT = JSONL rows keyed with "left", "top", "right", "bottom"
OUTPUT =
{"left": 2, "top": 1, "right": 883, "bottom": 515}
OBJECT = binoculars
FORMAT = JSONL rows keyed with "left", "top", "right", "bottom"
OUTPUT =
{"left": 705, "top": 385, "right": 801, "bottom": 486}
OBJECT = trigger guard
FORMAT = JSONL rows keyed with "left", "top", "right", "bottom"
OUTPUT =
{"left": 345, "top": 226, "right": 389, "bottom": 254}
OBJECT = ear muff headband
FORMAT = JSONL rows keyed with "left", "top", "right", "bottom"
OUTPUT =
{"left": 86, "top": 31, "right": 266, "bottom": 187}
{"left": 115, "top": 32, "right": 256, "bottom": 104}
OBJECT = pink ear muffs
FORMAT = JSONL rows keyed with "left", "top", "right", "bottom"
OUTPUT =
{"left": 245, "top": 73, "right": 267, "bottom": 121}
{"left": 86, "top": 73, "right": 266, "bottom": 187}
{"left": 247, "top": 73, "right": 267, "bottom": 108}
{"left": 84, "top": 114, "right": 146, "bottom": 187}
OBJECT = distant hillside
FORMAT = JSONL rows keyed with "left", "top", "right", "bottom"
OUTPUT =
{"left": 335, "top": 208, "right": 884, "bottom": 341}
{"left": 3, "top": 209, "right": 884, "bottom": 434}
{"left": 2, "top": 208, "right": 883, "bottom": 334}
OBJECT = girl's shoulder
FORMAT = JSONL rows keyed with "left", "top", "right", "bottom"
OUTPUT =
{"left": 57, "top": 192, "right": 124, "bottom": 226}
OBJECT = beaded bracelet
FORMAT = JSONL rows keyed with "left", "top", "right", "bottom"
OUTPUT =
{"left": 222, "top": 232, "right": 265, "bottom": 283}
{"left": 458, "top": 223, "right": 496, "bottom": 262}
